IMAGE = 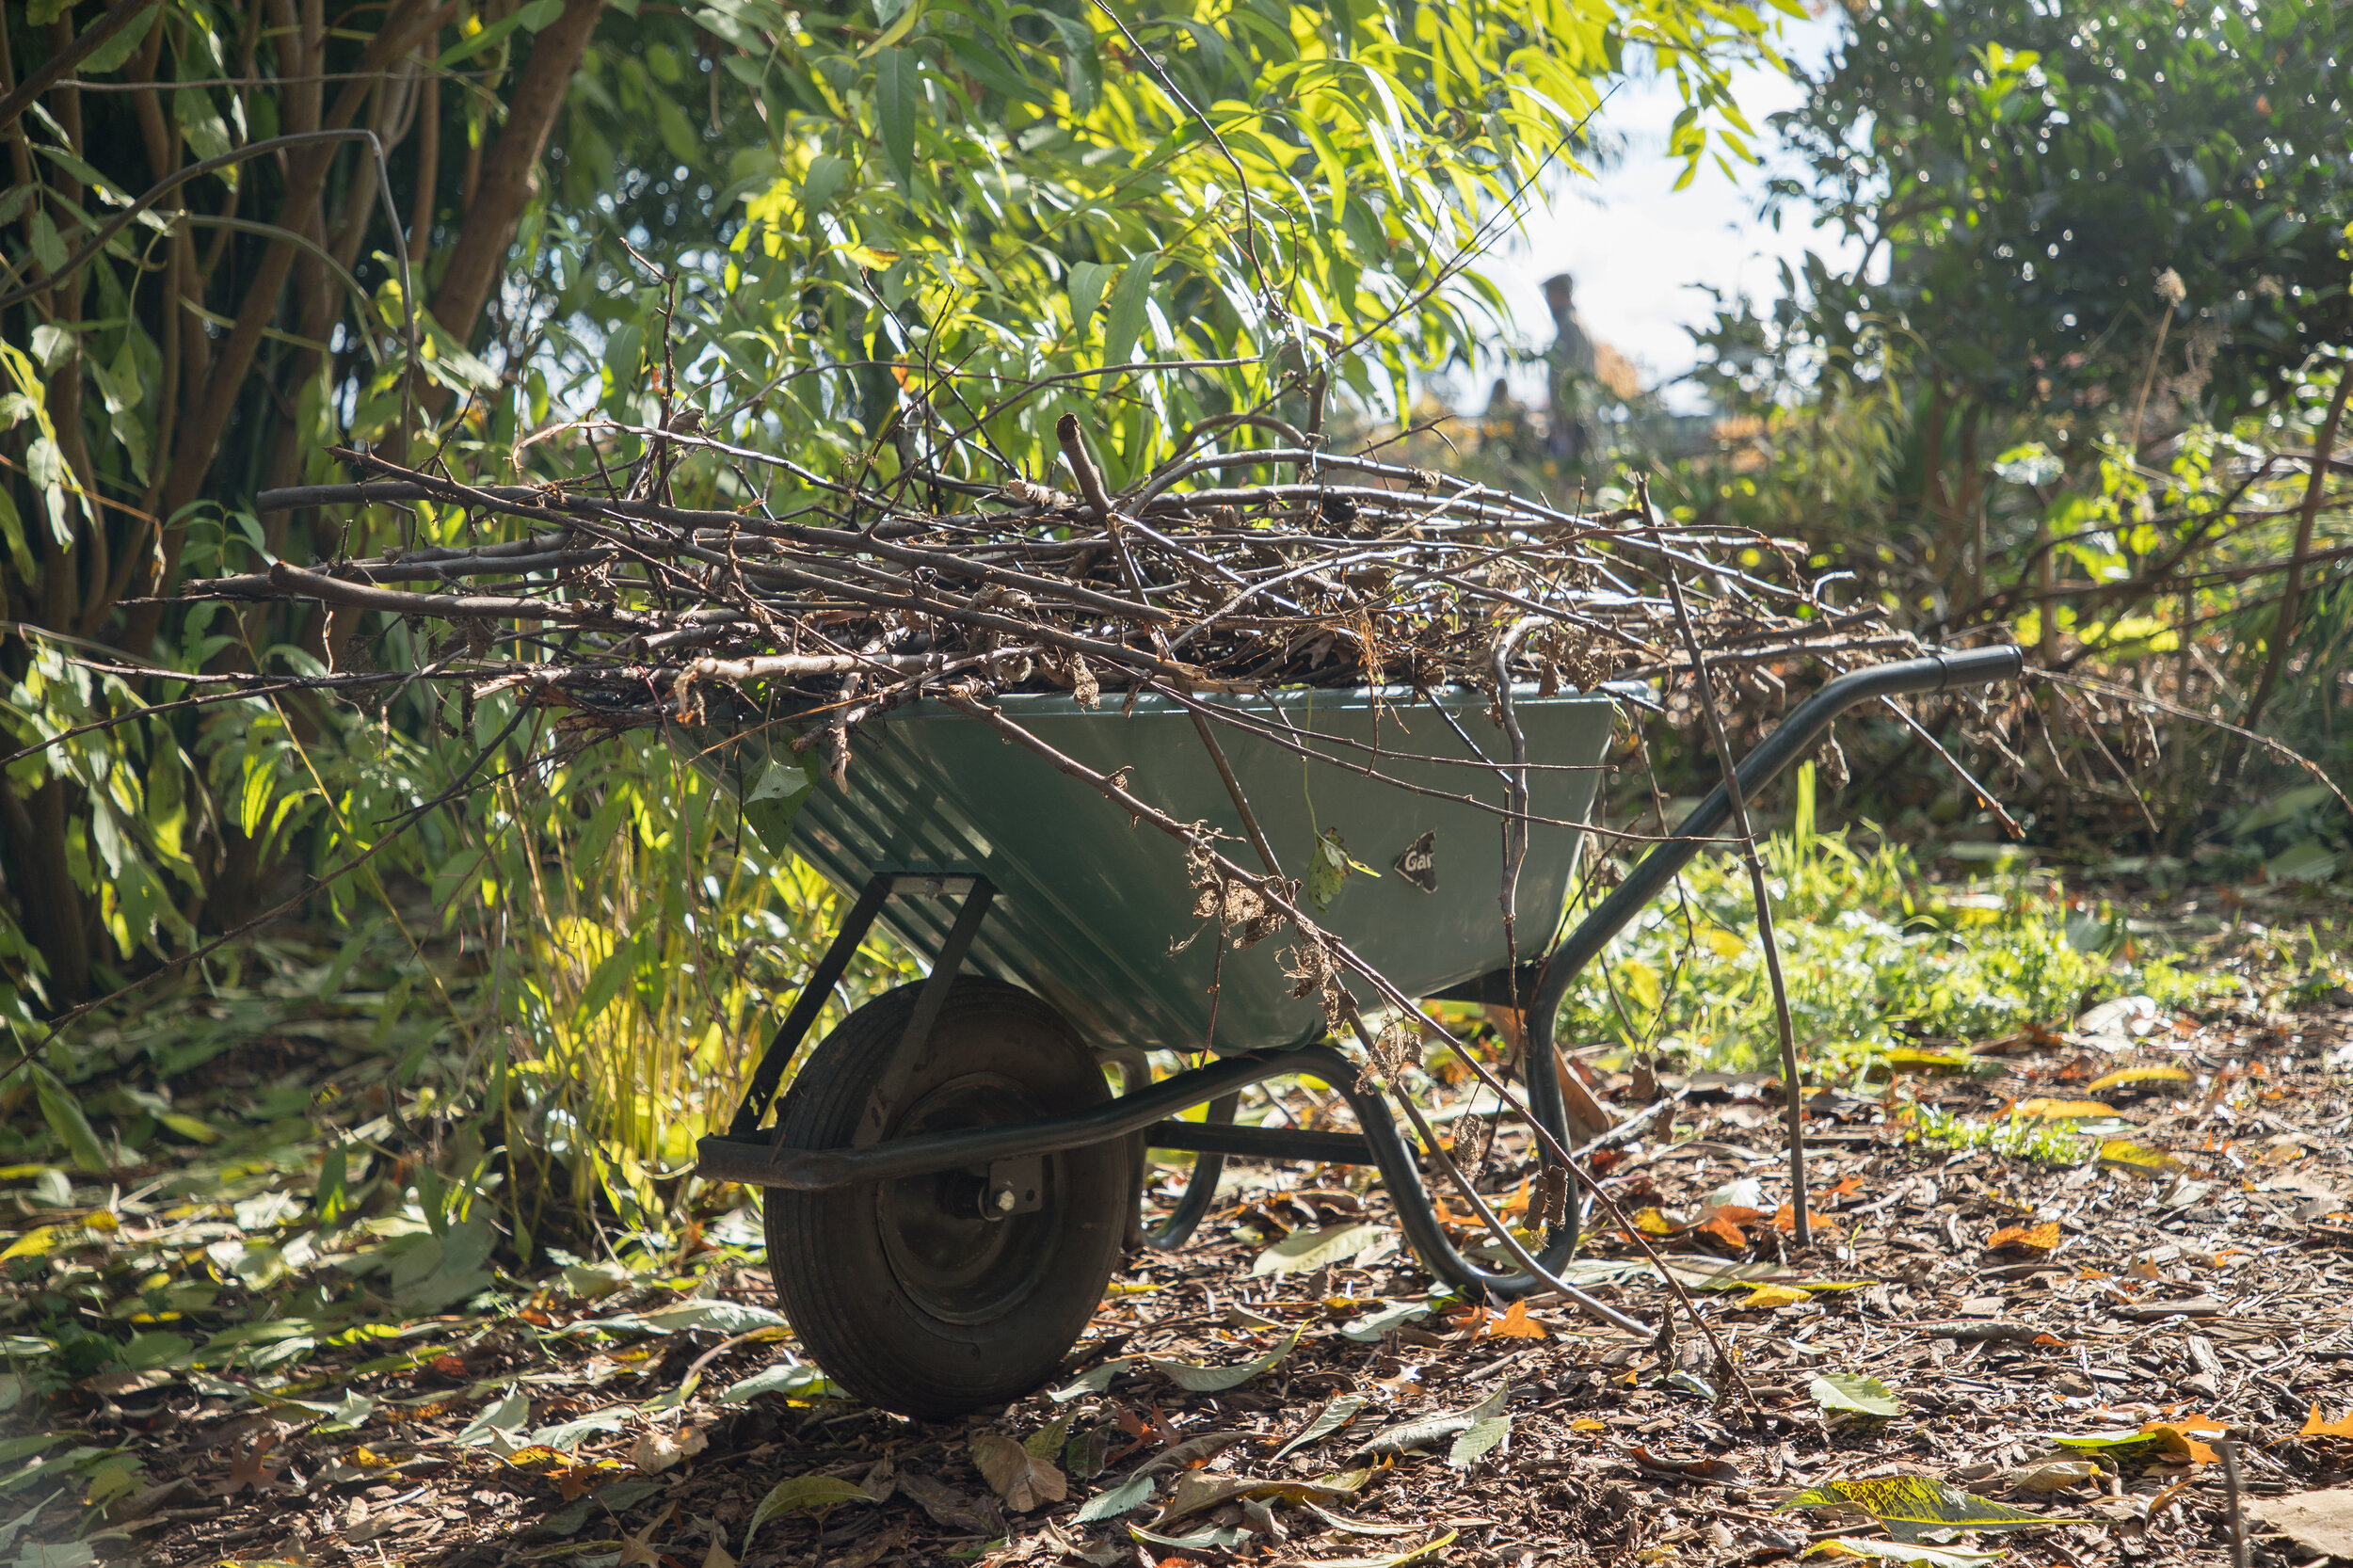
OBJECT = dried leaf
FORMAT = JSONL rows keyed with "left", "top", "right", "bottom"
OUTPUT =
{"left": 220, "top": 1429, "right": 286, "bottom": 1496}
{"left": 2084, "top": 1065, "right": 2192, "bottom": 1092}
{"left": 1741, "top": 1283, "right": 1813, "bottom": 1310}
{"left": 1129, "top": 1520, "right": 1253, "bottom": 1554}
{"left": 1782, "top": 1477, "right": 2074, "bottom": 1542}
{"left": 972, "top": 1431, "right": 1068, "bottom": 1512}
{"left": 630, "top": 1424, "right": 708, "bottom": 1474}
{"left": 1355, "top": 1388, "right": 1507, "bottom": 1458}
{"left": 2056, "top": 1416, "right": 2225, "bottom": 1465}
{"left": 700, "top": 1542, "right": 738, "bottom": 1568}
{"left": 1886, "top": 1047, "right": 1978, "bottom": 1074}
{"left": 455, "top": 1388, "right": 530, "bottom": 1448}
{"left": 2098, "top": 1139, "right": 2182, "bottom": 1175}
{"left": 2012, "top": 1098, "right": 2114, "bottom": 1120}
{"left": 743, "top": 1475, "right": 872, "bottom": 1549}
{"left": 720, "top": 1363, "right": 844, "bottom": 1402}
{"left": 1135, "top": 1430, "right": 1246, "bottom": 1476}
{"left": 1986, "top": 1222, "right": 2061, "bottom": 1255}
{"left": 1807, "top": 1539, "right": 2009, "bottom": 1566}
{"left": 1074, "top": 1473, "right": 1156, "bottom": 1524}
{"left": 1305, "top": 1529, "right": 1458, "bottom": 1568}
{"left": 1150, "top": 1467, "right": 1368, "bottom": 1527}
{"left": 1048, "top": 1355, "right": 1139, "bottom": 1401}
{"left": 2300, "top": 1404, "right": 2353, "bottom": 1439}
{"left": 1147, "top": 1326, "right": 1301, "bottom": 1391}
{"left": 1449, "top": 1412, "right": 1512, "bottom": 1468}
{"left": 1339, "top": 1300, "right": 1431, "bottom": 1342}
{"left": 2009, "top": 1462, "right": 2101, "bottom": 1494}
{"left": 617, "top": 1519, "right": 664, "bottom": 1568}
{"left": 897, "top": 1471, "right": 1003, "bottom": 1534}
{"left": 632, "top": 1300, "right": 789, "bottom": 1336}
{"left": 1487, "top": 1300, "right": 1547, "bottom": 1339}
{"left": 1251, "top": 1222, "right": 1388, "bottom": 1276}
{"left": 1025, "top": 1410, "right": 1078, "bottom": 1459}
{"left": 1695, "top": 1211, "right": 1753, "bottom": 1248}
{"left": 1301, "top": 1502, "right": 1426, "bottom": 1537}
{"left": 1273, "top": 1394, "right": 1368, "bottom": 1461}
{"left": 1811, "top": 1373, "right": 1904, "bottom": 1417}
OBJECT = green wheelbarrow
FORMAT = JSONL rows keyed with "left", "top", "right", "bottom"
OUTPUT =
{"left": 681, "top": 648, "right": 2022, "bottom": 1416}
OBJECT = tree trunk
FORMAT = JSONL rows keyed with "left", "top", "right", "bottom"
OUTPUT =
{"left": 124, "top": 0, "right": 460, "bottom": 654}
{"left": 0, "top": 779, "right": 93, "bottom": 1005}
{"left": 428, "top": 0, "right": 605, "bottom": 346}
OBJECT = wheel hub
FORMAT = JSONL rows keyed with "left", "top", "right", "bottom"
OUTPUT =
{"left": 874, "top": 1073, "right": 1060, "bottom": 1324}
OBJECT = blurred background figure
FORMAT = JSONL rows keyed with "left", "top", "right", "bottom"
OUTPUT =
{"left": 1543, "top": 272, "right": 1597, "bottom": 467}
{"left": 1480, "top": 376, "right": 1537, "bottom": 464}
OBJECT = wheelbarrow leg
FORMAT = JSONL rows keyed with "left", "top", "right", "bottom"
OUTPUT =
{"left": 728, "top": 875, "right": 893, "bottom": 1138}
{"left": 1517, "top": 1005, "right": 1583, "bottom": 1257}
{"left": 1140, "top": 1092, "right": 1236, "bottom": 1252}
{"left": 858, "top": 878, "right": 996, "bottom": 1146}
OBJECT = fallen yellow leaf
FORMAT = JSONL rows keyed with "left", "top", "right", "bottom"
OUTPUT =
{"left": 2098, "top": 1138, "right": 2183, "bottom": 1175}
{"left": 1488, "top": 1300, "right": 1547, "bottom": 1339}
{"left": 1739, "top": 1283, "right": 1813, "bottom": 1311}
{"left": 1633, "top": 1207, "right": 1677, "bottom": 1237}
{"left": 2139, "top": 1416, "right": 2226, "bottom": 1464}
{"left": 2014, "top": 1098, "right": 2115, "bottom": 1119}
{"left": 1886, "top": 1047, "right": 1977, "bottom": 1074}
{"left": 2086, "top": 1065, "right": 2193, "bottom": 1092}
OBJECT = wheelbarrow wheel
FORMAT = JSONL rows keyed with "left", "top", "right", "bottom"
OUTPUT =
{"left": 761, "top": 977, "right": 1125, "bottom": 1417}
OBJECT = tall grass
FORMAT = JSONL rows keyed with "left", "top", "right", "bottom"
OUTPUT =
{"left": 449, "top": 732, "right": 915, "bottom": 1256}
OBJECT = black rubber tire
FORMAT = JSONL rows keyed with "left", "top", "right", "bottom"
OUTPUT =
{"left": 761, "top": 977, "right": 1126, "bottom": 1417}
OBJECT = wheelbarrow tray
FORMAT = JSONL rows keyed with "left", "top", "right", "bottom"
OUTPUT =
{"left": 685, "top": 685, "right": 1613, "bottom": 1054}
{"left": 684, "top": 648, "right": 2023, "bottom": 1416}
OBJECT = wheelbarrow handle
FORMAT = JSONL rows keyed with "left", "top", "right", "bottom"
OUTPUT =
{"left": 1530, "top": 644, "right": 2024, "bottom": 1022}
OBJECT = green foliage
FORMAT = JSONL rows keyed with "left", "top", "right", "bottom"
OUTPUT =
{"left": 1767, "top": 0, "right": 2353, "bottom": 418}
{"left": 508, "top": 0, "right": 1793, "bottom": 498}
{"left": 3, "top": 0, "right": 1796, "bottom": 1271}
{"left": 1906, "top": 1105, "right": 2094, "bottom": 1167}
{"left": 1561, "top": 766, "right": 2134, "bottom": 1072}
{"left": 1608, "top": 0, "right": 2353, "bottom": 853}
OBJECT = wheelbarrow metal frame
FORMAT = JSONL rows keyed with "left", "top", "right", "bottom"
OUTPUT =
{"left": 697, "top": 645, "right": 2024, "bottom": 1296}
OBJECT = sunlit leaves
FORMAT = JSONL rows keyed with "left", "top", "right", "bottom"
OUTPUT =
{"left": 1783, "top": 1476, "right": 2074, "bottom": 1542}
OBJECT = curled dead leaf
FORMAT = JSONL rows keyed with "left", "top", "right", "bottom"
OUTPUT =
{"left": 971, "top": 1431, "right": 1067, "bottom": 1512}
{"left": 631, "top": 1423, "right": 709, "bottom": 1474}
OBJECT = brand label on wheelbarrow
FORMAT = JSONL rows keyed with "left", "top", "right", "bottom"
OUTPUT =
{"left": 1392, "top": 830, "right": 1437, "bottom": 892}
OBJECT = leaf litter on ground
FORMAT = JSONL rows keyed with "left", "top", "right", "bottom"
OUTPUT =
{"left": 8, "top": 917, "right": 2353, "bottom": 1568}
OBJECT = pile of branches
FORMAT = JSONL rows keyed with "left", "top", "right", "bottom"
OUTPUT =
{"left": 195, "top": 413, "right": 1912, "bottom": 782}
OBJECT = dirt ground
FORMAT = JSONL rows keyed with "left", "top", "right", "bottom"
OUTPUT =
{"left": 34, "top": 987, "right": 2353, "bottom": 1568}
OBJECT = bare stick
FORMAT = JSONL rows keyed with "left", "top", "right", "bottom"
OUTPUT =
{"left": 1877, "top": 695, "right": 2025, "bottom": 840}
{"left": 2238, "top": 368, "right": 2351, "bottom": 751}
{"left": 2219, "top": 1432, "right": 2250, "bottom": 1568}
{"left": 1651, "top": 484, "right": 1812, "bottom": 1248}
